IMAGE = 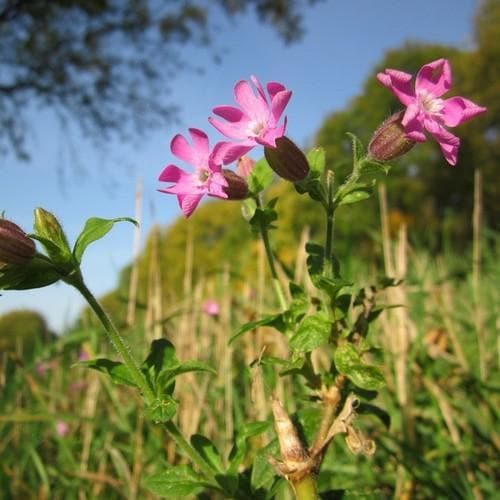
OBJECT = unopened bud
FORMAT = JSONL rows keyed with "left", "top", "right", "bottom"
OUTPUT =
{"left": 236, "top": 156, "right": 255, "bottom": 178}
{"left": 222, "top": 169, "right": 249, "bottom": 200}
{"left": 33, "top": 208, "right": 72, "bottom": 264}
{"left": 264, "top": 136, "right": 309, "bottom": 182}
{"left": 0, "top": 219, "right": 36, "bottom": 265}
{"left": 368, "top": 111, "right": 416, "bottom": 162}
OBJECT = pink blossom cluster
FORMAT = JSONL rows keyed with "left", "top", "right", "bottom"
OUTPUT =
{"left": 159, "top": 76, "right": 291, "bottom": 217}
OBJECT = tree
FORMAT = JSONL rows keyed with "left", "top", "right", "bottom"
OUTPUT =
{"left": 0, "top": 0, "right": 322, "bottom": 159}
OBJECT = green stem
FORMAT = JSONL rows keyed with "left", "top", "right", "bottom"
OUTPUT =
{"left": 256, "top": 197, "right": 287, "bottom": 311}
{"left": 324, "top": 170, "right": 335, "bottom": 278}
{"left": 66, "top": 271, "right": 220, "bottom": 487}
{"left": 293, "top": 475, "right": 318, "bottom": 500}
{"left": 66, "top": 271, "right": 155, "bottom": 404}
{"left": 163, "top": 421, "right": 218, "bottom": 484}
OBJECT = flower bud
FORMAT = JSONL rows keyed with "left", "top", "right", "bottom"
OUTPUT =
{"left": 0, "top": 219, "right": 36, "bottom": 265}
{"left": 222, "top": 169, "right": 249, "bottom": 200}
{"left": 368, "top": 111, "right": 416, "bottom": 162}
{"left": 236, "top": 156, "right": 255, "bottom": 178}
{"left": 264, "top": 136, "right": 309, "bottom": 182}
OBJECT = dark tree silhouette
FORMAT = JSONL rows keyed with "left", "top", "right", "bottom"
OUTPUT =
{"left": 0, "top": 0, "right": 322, "bottom": 159}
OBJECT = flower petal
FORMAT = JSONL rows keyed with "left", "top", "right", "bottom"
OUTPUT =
{"left": 208, "top": 117, "right": 249, "bottom": 141}
{"left": 211, "top": 141, "right": 254, "bottom": 165}
{"left": 212, "top": 105, "right": 244, "bottom": 122}
{"left": 267, "top": 81, "right": 287, "bottom": 100}
{"left": 401, "top": 105, "right": 426, "bottom": 142}
{"left": 178, "top": 194, "right": 203, "bottom": 217}
{"left": 377, "top": 69, "right": 415, "bottom": 106}
{"left": 158, "top": 164, "right": 187, "bottom": 182}
{"left": 171, "top": 134, "right": 196, "bottom": 164}
{"left": 188, "top": 128, "right": 210, "bottom": 157}
{"left": 441, "top": 96, "right": 487, "bottom": 127}
{"left": 234, "top": 80, "right": 269, "bottom": 119}
{"left": 270, "top": 90, "right": 292, "bottom": 123}
{"left": 415, "top": 58, "right": 451, "bottom": 98}
{"left": 424, "top": 120, "right": 460, "bottom": 165}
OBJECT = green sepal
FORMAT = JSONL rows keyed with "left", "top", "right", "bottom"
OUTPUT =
{"left": 0, "top": 255, "right": 60, "bottom": 290}
{"left": 73, "top": 217, "right": 137, "bottom": 264}
{"left": 143, "top": 465, "right": 210, "bottom": 497}
{"left": 33, "top": 208, "right": 72, "bottom": 266}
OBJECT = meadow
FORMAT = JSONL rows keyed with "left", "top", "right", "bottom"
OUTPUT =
{"left": 1, "top": 187, "right": 498, "bottom": 499}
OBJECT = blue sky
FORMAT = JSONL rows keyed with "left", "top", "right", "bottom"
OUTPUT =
{"left": 0, "top": 0, "right": 477, "bottom": 332}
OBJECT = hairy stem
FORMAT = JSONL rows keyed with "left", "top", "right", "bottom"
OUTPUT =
{"left": 256, "top": 197, "right": 288, "bottom": 311}
{"left": 66, "top": 271, "right": 155, "bottom": 403}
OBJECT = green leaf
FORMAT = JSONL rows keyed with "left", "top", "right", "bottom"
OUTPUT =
{"left": 190, "top": 435, "right": 223, "bottom": 473}
{"left": 290, "top": 311, "right": 331, "bottom": 353}
{"left": 305, "top": 242, "right": 324, "bottom": 285}
{"left": 144, "top": 396, "right": 178, "bottom": 423}
{"left": 77, "top": 358, "right": 137, "bottom": 388}
{"left": 228, "top": 421, "right": 272, "bottom": 475}
{"left": 337, "top": 183, "right": 373, "bottom": 206}
{"left": 334, "top": 344, "right": 385, "bottom": 390}
{"left": 251, "top": 439, "right": 279, "bottom": 491}
{"left": 360, "top": 158, "right": 391, "bottom": 175}
{"left": 284, "top": 282, "right": 309, "bottom": 324}
{"left": 143, "top": 465, "right": 208, "bottom": 497}
{"left": 248, "top": 200, "right": 278, "bottom": 235}
{"left": 0, "top": 256, "right": 60, "bottom": 290}
{"left": 241, "top": 198, "right": 257, "bottom": 222}
{"left": 157, "top": 360, "right": 216, "bottom": 393}
{"left": 73, "top": 217, "right": 137, "bottom": 264}
{"left": 315, "top": 277, "right": 352, "bottom": 298}
{"left": 229, "top": 313, "right": 285, "bottom": 345}
{"left": 306, "top": 147, "right": 326, "bottom": 176}
{"left": 346, "top": 132, "right": 365, "bottom": 164}
{"left": 247, "top": 157, "right": 274, "bottom": 194}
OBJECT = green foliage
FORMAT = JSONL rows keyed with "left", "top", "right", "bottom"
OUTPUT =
{"left": 0, "top": 309, "right": 53, "bottom": 358}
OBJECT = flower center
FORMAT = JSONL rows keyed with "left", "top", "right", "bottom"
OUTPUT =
{"left": 246, "top": 119, "right": 266, "bottom": 138}
{"left": 196, "top": 167, "right": 210, "bottom": 187}
{"left": 418, "top": 89, "right": 444, "bottom": 115}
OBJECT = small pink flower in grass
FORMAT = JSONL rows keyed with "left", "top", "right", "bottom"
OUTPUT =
{"left": 202, "top": 299, "right": 220, "bottom": 317}
{"left": 55, "top": 421, "right": 69, "bottom": 438}
{"left": 209, "top": 75, "right": 292, "bottom": 164}
{"left": 159, "top": 128, "right": 228, "bottom": 217}
{"left": 377, "top": 58, "right": 486, "bottom": 165}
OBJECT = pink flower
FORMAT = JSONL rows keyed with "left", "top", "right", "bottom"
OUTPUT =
{"left": 236, "top": 156, "right": 255, "bottom": 178}
{"left": 202, "top": 299, "right": 220, "bottom": 317}
{"left": 209, "top": 76, "right": 292, "bottom": 164}
{"left": 35, "top": 361, "right": 50, "bottom": 376}
{"left": 55, "top": 421, "right": 69, "bottom": 437}
{"left": 159, "top": 128, "right": 228, "bottom": 217}
{"left": 377, "top": 58, "right": 486, "bottom": 165}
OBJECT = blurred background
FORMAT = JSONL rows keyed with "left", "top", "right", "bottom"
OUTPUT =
{"left": 1, "top": 0, "right": 496, "bottom": 333}
{"left": 0, "top": 1, "right": 498, "bottom": 498}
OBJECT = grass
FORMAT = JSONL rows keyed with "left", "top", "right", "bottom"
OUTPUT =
{"left": 0, "top": 224, "right": 498, "bottom": 499}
